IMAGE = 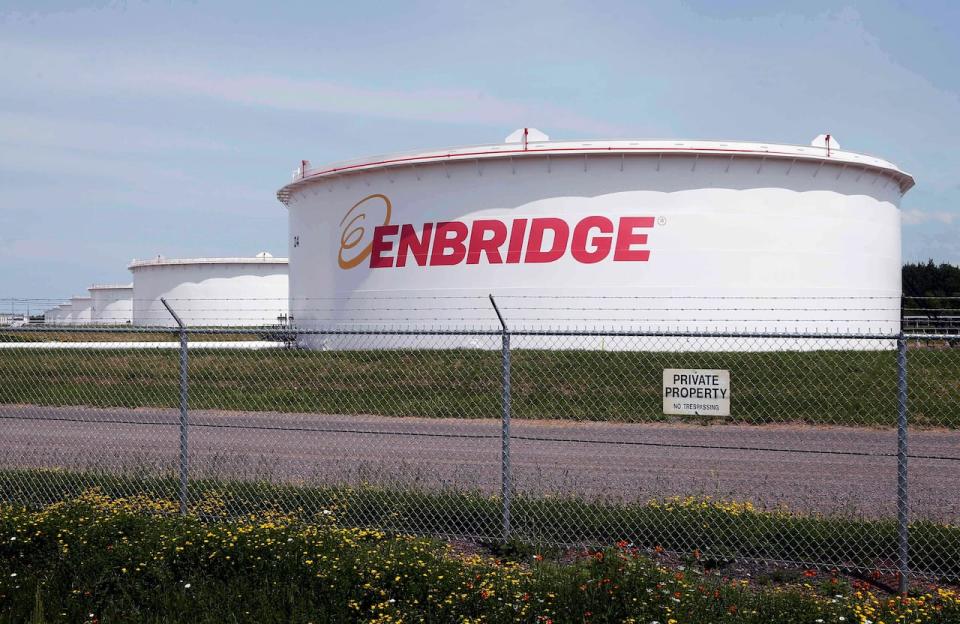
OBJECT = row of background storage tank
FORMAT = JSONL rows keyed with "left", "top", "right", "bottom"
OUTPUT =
{"left": 45, "top": 253, "right": 288, "bottom": 327}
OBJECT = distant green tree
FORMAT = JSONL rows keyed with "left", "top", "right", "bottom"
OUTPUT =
{"left": 902, "top": 260, "right": 960, "bottom": 313}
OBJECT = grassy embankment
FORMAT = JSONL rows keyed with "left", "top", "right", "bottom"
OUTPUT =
{"left": 0, "top": 347, "right": 957, "bottom": 427}
{"left": 2, "top": 490, "right": 959, "bottom": 624}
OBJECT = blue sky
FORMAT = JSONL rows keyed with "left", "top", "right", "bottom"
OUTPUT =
{"left": 1, "top": 0, "right": 958, "bottom": 300}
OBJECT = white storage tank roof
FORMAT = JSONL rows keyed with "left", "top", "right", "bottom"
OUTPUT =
{"left": 279, "top": 133, "right": 913, "bottom": 203}
{"left": 128, "top": 254, "right": 289, "bottom": 327}
{"left": 278, "top": 131, "right": 914, "bottom": 350}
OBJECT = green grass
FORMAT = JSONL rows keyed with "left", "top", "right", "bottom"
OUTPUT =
{"left": 1, "top": 469, "right": 958, "bottom": 581}
{"left": 1, "top": 346, "right": 957, "bottom": 427}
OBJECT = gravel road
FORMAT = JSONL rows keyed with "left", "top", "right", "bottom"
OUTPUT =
{"left": 2, "top": 405, "right": 958, "bottom": 521}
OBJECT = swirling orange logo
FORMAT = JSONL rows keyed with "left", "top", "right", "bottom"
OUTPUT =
{"left": 338, "top": 194, "right": 393, "bottom": 269}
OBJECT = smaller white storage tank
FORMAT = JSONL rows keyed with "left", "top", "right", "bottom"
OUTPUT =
{"left": 57, "top": 303, "right": 74, "bottom": 325}
{"left": 129, "top": 253, "right": 289, "bottom": 327}
{"left": 43, "top": 304, "right": 68, "bottom": 324}
{"left": 89, "top": 284, "right": 133, "bottom": 325}
{"left": 69, "top": 296, "right": 92, "bottom": 325}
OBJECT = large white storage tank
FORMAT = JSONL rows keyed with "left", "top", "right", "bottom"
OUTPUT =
{"left": 89, "top": 284, "right": 133, "bottom": 325}
{"left": 68, "top": 296, "right": 92, "bottom": 325}
{"left": 129, "top": 254, "right": 289, "bottom": 327}
{"left": 277, "top": 132, "right": 914, "bottom": 349}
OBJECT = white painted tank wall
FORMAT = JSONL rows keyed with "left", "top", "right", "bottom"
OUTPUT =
{"left": 69, "top": 297, "right": 92, "bottom": 325}
{"left": 130, "top": 260, "right": 289, "bottom": 327}
{"left": 282, "top": 145, "right": 911, "bottom": 350}
{"left": 44, "top": 306, "right": 66, "bottom": 324}
{"left": 58, "top": 304, "right": 74, "bottom": 325}
{"left": 89, "top": 285, "right": 133, "bottom": 325}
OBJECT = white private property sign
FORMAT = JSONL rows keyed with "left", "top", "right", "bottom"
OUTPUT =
{"left": 662, "top": 369, "right": 731, "bottom": 416}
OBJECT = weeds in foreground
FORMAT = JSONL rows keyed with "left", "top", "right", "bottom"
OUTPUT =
{"left": 1, "top": 491, "right": 959, "bottom": 623}
{"left": 3, "top": 469, "right": 959, "bottom": 580}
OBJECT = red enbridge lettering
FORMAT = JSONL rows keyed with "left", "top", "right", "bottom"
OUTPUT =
{"left": 397, "top": 223, "right": 432, "bottom": 267}
{"left": 525, "top": 218, "right": 569, "bottom": 264}
{"left": 571, "top": 216, "right": 614, "bottom": 264}
{"left": 429, "top": 222, "right": 468, "bottom": 265}
{"left": 467, "top": 220, "right": 507, "bottom": 264}
{"left": 370, "top": 215, "right": 652, "bottom": 268}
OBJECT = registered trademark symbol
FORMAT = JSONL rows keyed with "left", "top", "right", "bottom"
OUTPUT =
{"left": 657, "top": 216, "right": 666, "bottom": 226}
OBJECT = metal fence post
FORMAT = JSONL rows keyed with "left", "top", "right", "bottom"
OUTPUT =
{"left": 896, "top": 334, "right": 909, "bottom": 594}
{"left": 161, "top": 298, "right": 189, "bottom": 516}
{"left": 489, "top": 294, "right": 511, "bottom": 542}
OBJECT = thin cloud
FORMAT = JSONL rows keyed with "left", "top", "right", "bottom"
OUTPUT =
{"left": 0, "top": 145, "right": 194, "bottom": 184}
{"left": 0, "top": 41, "right": 624, "bottom": 136}
{"left": 157, "top": 72, "right": 625, "bottom": 136}
{"left": 902, "top": 209, "right": 958, "bottom": 225}
{"left": 0, "top": 111, "right": 228, "bottom": 154}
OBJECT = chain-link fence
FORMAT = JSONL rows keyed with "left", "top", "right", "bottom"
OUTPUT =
{"left": 1, "top": 297, "right": 958, "bottom": 590}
